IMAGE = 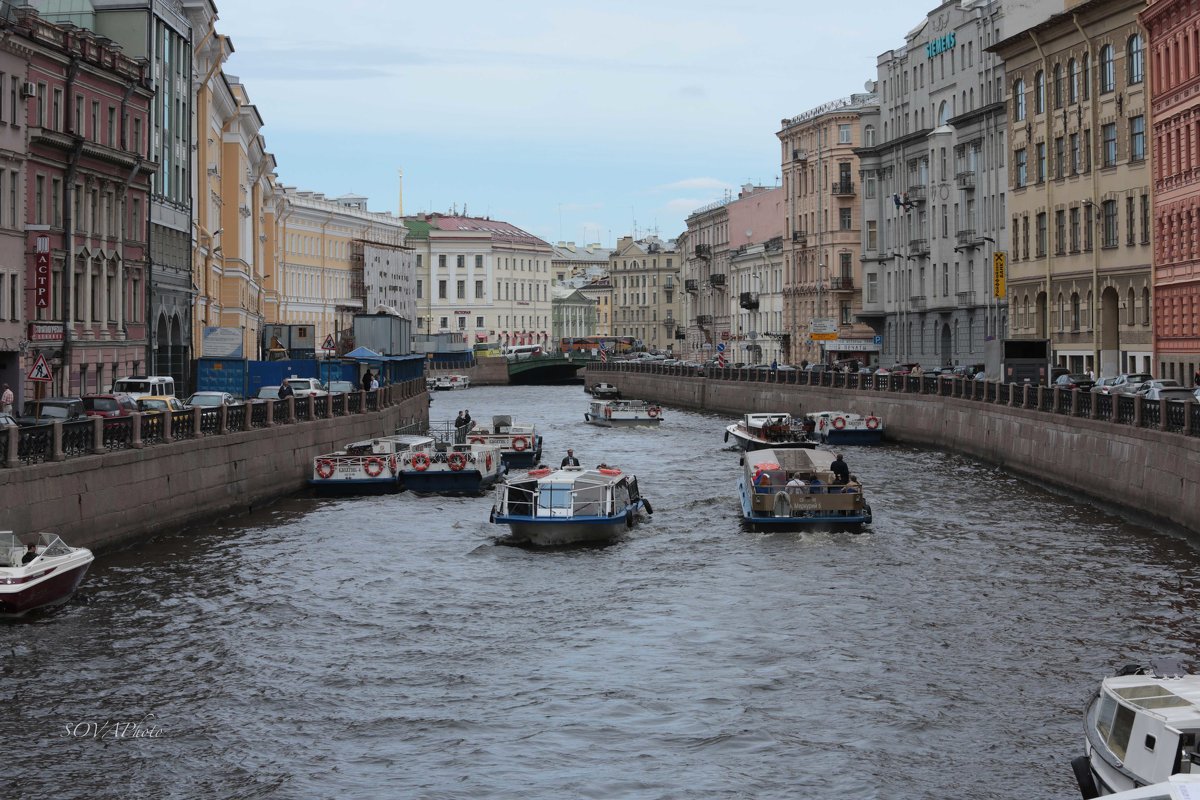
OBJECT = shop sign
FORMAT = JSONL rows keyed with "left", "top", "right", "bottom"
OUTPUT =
{"left": 34, "top": 235, "right": 50, "bottom": 308}
{"left": 28, "top": 322, "right": 62, "bottom": 342}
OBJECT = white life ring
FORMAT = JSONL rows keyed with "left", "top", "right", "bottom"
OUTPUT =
{"left": 647, "top": 407, "right": 660, "bottom": 418}
{"left": 865, "top": 416, "right": 880, "bottom": 430}
{"left": 316, "top": 459, "right": 335, "bottom": 479}
{"left": 511, "top": 436, "right": 528, "bottom": 452}
{"left": 832, "top": 416, "right": 847, "bottom": 430}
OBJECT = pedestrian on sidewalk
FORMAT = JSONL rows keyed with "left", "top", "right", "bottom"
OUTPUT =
{"left": 1, "top": 383, "right": 12, "bottom": 414}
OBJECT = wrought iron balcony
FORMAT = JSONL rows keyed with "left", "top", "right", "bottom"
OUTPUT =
{"left": 909, "top": 295, "right": 927, "bottom": 311}
{"left": 695, "top": 243, "right": 711, "bottom": 259}
{"left": 955, "top": 229, "right": 978, "bottom": 247}
{"left": 696, "top": 314, "right": 713, "bottom": 326}
{"left": 829, "top": 276, "right": 854, "bottom": 291}
{"left": 907, "top": 185, "right": 927, "bottom": 203}
{"left": 956, "top": 170, "right": 976, "bottom": 189}
{"left": 663, "top": 316, "right": 676, "bottom": 330}
{"left": 708, "top": 273, "right": 726, "bottom": 287}
{"left": 685, "top": 279, "right": 699, "bottom": 292}
{"left": 792, "top": 230, "right": 807, "bottom": 244}
{"left": 739, "top": 291, "right": 759, "bottom": 310}
{"left": 792, "top": 149, "right": 808, "bottom": 162}
{"left": 831, "top": 181, "right": 855, "bottom": 196}
{"left": 909, "top": 238, "right": 929, "bottom": 256}
{"left": 956, "top": 290, "right": 977, "bottom": 307}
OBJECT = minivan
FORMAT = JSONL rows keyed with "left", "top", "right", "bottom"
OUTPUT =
{"left": 111, "top": 375, "right": 175, "bottom": 399}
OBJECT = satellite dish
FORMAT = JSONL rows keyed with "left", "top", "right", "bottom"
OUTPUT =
{"left": 864, "top": 79, "right": 875, "bottom": 92}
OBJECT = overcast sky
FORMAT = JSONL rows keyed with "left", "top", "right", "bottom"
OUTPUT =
{"left": 217, "top": 1, "right": 924, "bottom": 247}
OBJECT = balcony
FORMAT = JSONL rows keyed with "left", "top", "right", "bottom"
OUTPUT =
{"left": 829, "top": 276, "right": 854, "bottom": 291}
{"left": 956, "top": 290, "right": 977, "bottom": 307}
{"left": 739, "top": 291, "right": 759, "bottom": 310}
{"left": 792, "top": 230, "right": 808, "bottom": 244}
{"left": 695, "top": 243, "right": 712, "bottom": 259}
{"left": 908, "top": 238, "right": 929, "bottom": 256}
{"left": 955, "top": 229, "right": 978, "bottom": 247}
{"left": 685, "top": 279, "right": 699, "bottom": 292}
{"left": 663, "top": 316, "right": 676, "bottom": 330}
{"left": 696, "top": 314, "right": 713, "bottom": 326}
{"left": 831, "top": 181, "right": 855, "bottom": 197}
{"left": 907, "top": 185, "right": 927, "bottom": 203}
{"left": 792, "top": 149, "right": 808, "bottom": 162}
{"left": 708, "top": 273, "right": 726, "bottom": 288}
{"left": 909, "top": 295, "right": 927, "bottom": 311}
{"left": 956, "top": 170, "right": 976, "bottom": 190}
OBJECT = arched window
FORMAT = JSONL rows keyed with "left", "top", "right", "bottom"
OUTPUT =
{"left": 1128, "top": 34, "right": 1144, "bottom": 84}
{"left": 1142, "top": 286, "right": 1151, "bottom": 325}
{"left": 1082, "top": 54, "right": 1091, "bottom": 100}
{"left": 1127, "top": 287, "right": 1136, "bottom": 326}
{"left": 1071, "top": 292, "right": 1081, "bottom": 331}
{"left": 1014, "top": 78, "right": 1026, "bottom": 121}
{"left": 938, "top": 101, "right": 948, "bottom": 126}
{"left": 1068, "top": 58, "right": 1078, "bottom": 103}
{"left": 1035, "top": 70, "right": 1046, "bottom": 113}
{"left": 1100, "top": 45, "right": 1114, "bottom": 92}
{"left": 1054, "top": 64, "right": 1064, "bottom": 108}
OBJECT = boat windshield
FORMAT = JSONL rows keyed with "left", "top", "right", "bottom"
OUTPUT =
{"left": 537, "top": 484, "right": 574, "bottom": 514}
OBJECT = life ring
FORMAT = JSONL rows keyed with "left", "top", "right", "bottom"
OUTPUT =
{"left": 486, "top": 453, "right": 493, "bottom": 471}
{"left": 647, "top": 407, "right": 660, "bottom": 418}
{"left": 469, "top": 436, "right": 486, "bottom": 444}
{"left": 316, "top": 459, "right": 335, "bottom": 479}
{"left": 528, "top": 467, "right": 552, "bottom": 478}
{"left": 448, "top": 452, "right": 467, "bottom": 471}
{"left": 818, "top": 418, "right": 827, "bottom": 429}
{"left": 388, "top": 455, "right": 398, "bottom": 473}
{"left": 598, "top": 467, "right": 622, "bottom": 476}
{"left": 411, "top": 452, "right": 431, "bottom": 471}
{"left": 511, "top": 436, "right": 528, "bottom": 452}
{"left": 865, "top": 416, "right": 880, "bottom": 430}
{"left": 364, "top": 457, "right": 384, "bottom": 477}
{"left": 832, "top": 416, "right": 847, "bottom": 430}
{"left": 604, "top": 405, "right": 612, "bottom": 419}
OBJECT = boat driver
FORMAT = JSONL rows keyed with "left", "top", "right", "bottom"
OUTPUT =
{"left": 21, "top": 543, "right": 37, "bottom": 565}
{"left": 561, "top": 449, "right": 580, "bottom": 467}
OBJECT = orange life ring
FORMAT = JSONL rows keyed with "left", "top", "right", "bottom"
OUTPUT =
{"left": 604, "top": 405, "right": 612, "bottom": 418}
{"left": 469, "top": 436, "right": 486, "bottom": 444}
{"left": 865, "top": 416, "right": 880, "bottom": 430}
{"left": 598, "top": 467, "right": 622, "bottom": 476}
{"left": 388, "top": 455, "right": 398, "bottom": 472}
{"left": 486, "top": 452, "right": 493, "bottom": 471}
{"left": 448, "top": 452, "right": 467, "bottom": 471}
{"left": 528, "top": 467, "right": 552, "bottom": 478}
{"left": 832, "top": 416, "right": 847, "bottom": 430}
{"left": 411, "top": 452, "right": 431, "bottom": 471}
{"left": 364, "top": 457, "right": 384, "bottom": 477}
{"left": 647, "top": 407, "right": 660, "bottom": 418}
{"left": 511, "top": 436, "right": 528, "bottom": 452}
{"left": 316, "top": 459, "right": 335, "bottom": 479}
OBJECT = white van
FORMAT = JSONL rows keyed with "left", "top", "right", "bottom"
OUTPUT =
{"left": 111, "top": 375, "right": 176, "bottom": 399}
{"left": 503, "top": 345, "right": 543, "bottom": 361}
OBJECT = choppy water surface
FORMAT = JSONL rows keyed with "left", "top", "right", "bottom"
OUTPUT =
{"left": 5, "top": 384, "right": 1200, "bottom": 799}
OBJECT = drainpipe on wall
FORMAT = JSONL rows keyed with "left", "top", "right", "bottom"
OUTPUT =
{"left": 1029, "top": 31, "right": 1055, "bottom": 357}
{"left": 1072, "top": 13, "right": 1102, "bottom": 373}
{"left": 61, "top": 52, "right": 82, "bottom": 394}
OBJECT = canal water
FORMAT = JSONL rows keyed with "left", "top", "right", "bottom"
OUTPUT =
{"left": 6, "top": 384, "right": 1200, "bottom": 799}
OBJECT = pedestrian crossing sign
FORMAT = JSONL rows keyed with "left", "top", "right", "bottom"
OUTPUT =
{"left": 27, "top": 354, "right": 53, "bottom": 382}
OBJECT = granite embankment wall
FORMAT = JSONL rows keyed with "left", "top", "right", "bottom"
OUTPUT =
{"left": 0, "top": 393, "right": 429, "bottom": 552}
{"left": 591, "top": 369, "right": 1200, "bottom": 535}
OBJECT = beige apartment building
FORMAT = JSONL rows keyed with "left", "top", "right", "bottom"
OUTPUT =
{"left": 608, "top": 235, "right": 680, "bottom": 352}
{"left": 579, "top": 276, "right": 612, "bottom": 336}
{"left": 779, "top": 98, "right": 878, "bottom": 366}
{"left": 993, "top": 0, "right": 1153, "bottom": 377}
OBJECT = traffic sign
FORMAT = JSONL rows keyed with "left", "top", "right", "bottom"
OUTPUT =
{"left": 873, "top": 335, "right": 883, "bottom": 345}
{"left": 27, "top": 353, "right": 53, "bottom": 382}
{"left": 321, "top": 334, "right": 336, "bottom": 351}
{"left": 716, "top": 342, "right": 726, "bottom": 353}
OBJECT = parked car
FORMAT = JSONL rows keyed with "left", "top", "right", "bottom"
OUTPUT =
{"left": 16, "top": 397, "right": 86, "bottom": 426}
{"left": 327, "top": 380, "right": 356, "bottom": 394}
{"left": 1054, "top": 373, "right": 1097, "bottom": 391}
{"left": 0, "top": 412, "right": 17, "bottom": 427}
{"left": 1108, "top": 373, "right": 1156, "bottom": 395}
{"left": 82, "top": 393, "right": 139, "bottom": 418}
{"left": 284, "top": 377, "right": 328, "bottom": 398}
{"left": 1132, "top": 379, "right": 1182, "bottom": 396}
{"left": 256, "top": 385, "right": 281, "bottom": 400}
{"left": 111, "top": 375, "right": 176, "bottom": 399}
{"left": 1143, "top": 386, "right": 1197, "bottom": 402}
{"left": 186, "top": 391, "right": 236, "bottom": 408}
{"left": 137, "top": 396, "right": 189, "bottom": 414}
{"left": 1090, "top": 376, "right": 1123, "bottom": 395}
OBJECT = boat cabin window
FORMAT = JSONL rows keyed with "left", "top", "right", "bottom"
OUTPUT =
{"left": 537, "top": 484, "right": 574, "bottom": 515}
{"left": 1096, "top": 693, "right": 1137, "bottom": 761}
{"left": 1144, "top": 733, "right": 1156, "bottom": 751}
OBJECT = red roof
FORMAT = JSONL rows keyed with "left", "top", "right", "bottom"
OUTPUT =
{"left": 426, "top": 215, "right": 547, "bottom": 246}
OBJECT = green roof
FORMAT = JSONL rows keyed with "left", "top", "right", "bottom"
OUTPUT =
{"left": 402, "top": 218, "right": 432, "bottom": 239}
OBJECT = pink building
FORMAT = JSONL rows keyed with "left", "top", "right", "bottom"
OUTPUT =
{"left": 17, "top": 7, "right": 155, "bottom": 397}
{"left": 1143, "top": 0, "right": 1200, "bottom": 384}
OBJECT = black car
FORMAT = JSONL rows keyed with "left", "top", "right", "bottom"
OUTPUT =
{"left": 16, "top": 397, "right": 86, "bottom": 426}
{"left": 1054, "top": 373, "right": 1096, "bottom": 391}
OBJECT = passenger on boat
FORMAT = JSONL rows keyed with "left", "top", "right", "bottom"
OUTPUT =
{"left": 786, "top": 474, "right": 806, "bottom": 493}
{"left": 808, "top": 476, "right": 825, "bottom": 493}
{"left": 842, "top": 476, "right": 860, "bottom": 494}
{"left": 21, "top": 543, "right": 37, "bottom": 565}
{"left": 831, "top": 454, "right": 850, "bottom": 486}
{"left": 561, "top": 449, "right": 580, "bottom": 467}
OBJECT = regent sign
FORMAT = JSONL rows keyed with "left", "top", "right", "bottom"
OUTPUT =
{"left": 926, "top": 32, "right": 956, "bottom": 58}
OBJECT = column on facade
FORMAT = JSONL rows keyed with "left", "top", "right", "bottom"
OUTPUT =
{"left": 82, "top": 181, "right": 94, "bottom": 330}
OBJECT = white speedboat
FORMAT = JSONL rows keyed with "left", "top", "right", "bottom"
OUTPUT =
{"left": 739, "top": 449, "right": 871, "bottom": 530}
{"left": 432, "top": 374, "right": 470, "bottom": 390}
{"left": 584, "top": 399, "right": 663, "bottom": 427}
{"left": 0, "top": 531, "right": 94, "bottom": 616}
{"left": 309, "top": 436, "right": 416, "bottom": 492}
{"left": 1075, "top": 659, "right": 1200, "bottom": 798}
{"left": 396, "top": 436, "right": 504, "bottom": 496}
{"left": 490, "top": 465, "right": 652, "bottom": 546}
{"left": 724, "top": 412, "right": 815, "bottom": 451}
{"left": 465, "top": 415, "right": 543, "bottom": 468}
{"left": 806, "top": 410, "right": 884, "bottom": 444}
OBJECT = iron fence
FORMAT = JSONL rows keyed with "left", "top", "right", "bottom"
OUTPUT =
{"left": 171, "top": 410, "right": 196, "bottom": 439}
{"left": 250, "top": 402, "right": 268, "bottom": 428}
{"left": 199, "top": 409, "right": 221, "bottom": 436}
{"left": 61, "top": 420, "right": 92, "bottom": 458}
{"left": 19, "top": 425, "right": 51, "bottom": 464}
{"left": 104, "top": 418, "right": 134, "bottom": 450}
{"left": 227, "top": 404, "right": 247, "bottom": 431}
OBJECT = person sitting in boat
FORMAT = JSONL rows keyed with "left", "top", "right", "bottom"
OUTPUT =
{"left": 830, "top": 454, "right": 850, "bottom": 486}
{"left": 561, "top": 449, "right": 580, "bottom": 467}
{"left": 786, "top": 474, "right": 807, "bottom": 493}
{"left": 842, "top": 475, "right": 861, "bottom": 494}
{"left": 21, "top": 543, "right": 37, "bottom": 565}
{"left": 807, "top": 476, "right": 825, "bottom": 494}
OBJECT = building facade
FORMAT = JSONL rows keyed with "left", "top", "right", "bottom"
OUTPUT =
{"left": 608, "top": 235, "right": 680, "bottom": 352}
{"left": 0, "top": 8, "right": 28, "bottom": 403}
{"left": 1142, "top": 0, "right": 1200, "bottom": 383}
{"left": 550, "top": 285, "right": 597, "bottom": 342}
{"left": 993, "top": 0, "right": 1153, "bottom": 377}
{"left": 551, "top": 241, "right": 609, "bottom": 287}
{"left": 19, "top": 7, "right": 154, "bottom": 396}
{"left": 358, "top": 239, "right": 415, "bottom": 321}
{"left": 725, "top": 186, "right": 786, "bottom": 365}
{"left": 681, "top": 200, "right": 731, "bottom": 355}
{"left": 579, "top": 276, "right": 612, "bottom": 337}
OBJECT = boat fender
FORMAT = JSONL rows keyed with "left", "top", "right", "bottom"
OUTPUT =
{"left": 604, "top": 405, "right": 612, "bottom": 419}
{"left": 626, "top": 509, "right": 634, "bottom": 529}
{"left": 489, "top": 508, "right": 496, "bottom": 524}
{"left": 485, "top": 453, "right": 493, "bottom": 471}
{"left": 772, "top": 492, "right": 792, "bottom": 518}
{"left": 865, "top": 416, "right": 880, "bottom": 430}
{"left": 388, "top": 455, "right": 398, "bottom": 474}
{"left": 641, "top": 498, "right": 653, "bottom": 515}
{"left": 411, "top": 452, "right": 431, "bottom": 472}
{"left": 724, "top": 430, "right": 729, "bottom": 443}
{"left": 1070, "top": 756, "right": 1099, "bottom": 800}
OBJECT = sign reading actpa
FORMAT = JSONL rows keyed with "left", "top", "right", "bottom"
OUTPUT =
{"left": 993, "top": 250, "right": 1008, "bottom": 298}
{"left": 34, "top": 235, "right": 50, "bottom": 308}
{"left": 27, "top": 353, "right": 53, "bottom": 383}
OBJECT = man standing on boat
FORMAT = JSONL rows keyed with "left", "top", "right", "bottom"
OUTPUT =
{"left": 561, "top": 449, "right": 580, "bottom": 467}
{"left": 830, "top": 454, "right": 850, "bottom": 486}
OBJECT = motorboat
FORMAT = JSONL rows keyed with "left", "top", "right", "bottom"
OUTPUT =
{"left": 396, "top": 437, "right": 505, "bottom": 495}
{"left": 584, "top": 399, "right": 663, "bottom": 427}
{"left": 806, "top": 410, "right": 885, "bottom": 445}
{"left": 738, "top": 448, "right": 872, "bottom": 530}
{"left": 1100, "top": 775, "right": 1200, "bottom": 799}
{"left": 490, "top": 465, "right": 652, "bottom": 546}
{"left": 587, "top": 382, "right": 621, "bottom": 399}
{"left": 432, "top": 374, "right": 470, "bottom": 391}
{"left": 724, "top": 412, "right": 815, "bottom": 451}
{"left": 464, "top": 415, "right": 543, "bottom": 468}
{"left": 0, "top": 531, "right": 94, "bottom": 616}
{"left": 1074, "top": 659, "right": 1200, "bottom": 798}
{"left": 309, "top": 436, "right": 417, "bottom": 492}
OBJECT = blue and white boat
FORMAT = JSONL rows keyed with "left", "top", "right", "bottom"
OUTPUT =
{"left": 309, "top": 436, "right": 415, "bottom": 492}
{"left": 739, "top": 448, "right": 871, "bottom": 530}
{"left": 805, "top": 411, "right": 884, "bottom": 445}
{"left": 464, "top": 415, "right": 543, "bottom": 468}
{"left": 396, "top": 436, "right": 505, "bottom": 496}
{"left": 490, "top": 465, "right": 653, "bottom": 546}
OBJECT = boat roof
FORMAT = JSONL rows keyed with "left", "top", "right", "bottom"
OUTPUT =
{"left": 1104, "top": 774, "right": 1200, "bottom": 799}
{"left": 1102, "top": 673, "right": 1200, "bottom": 730}
{"left": 528, "top": 466, "right": 625, "bottom": 486}
{"left": 744, "top": 412, "right": 793, "bottom": 424}
{"left": 385, "top": 434, "right": 435, "bottom": 447}
{"left": 745, "top": 448, "right": 836, "bottom": 471}
{"left": 807, "top": 410, "right": 863, "bottom": 419}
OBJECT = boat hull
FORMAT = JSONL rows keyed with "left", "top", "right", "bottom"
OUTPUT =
{"left": 0, "top": 558, "right": 93, "bottom": 616}
{"left": 819, "top": 429, "right": 884, "bottom": 445}
{"left": 307, "top": 477, "right": 400, "bottom": 494}
{"left": 401, "top": 469, "right": 501, "bottom": 496}
{"left": 739, "top": 480, "right": 870, "bottom": 530}
{"left": 585, "top": 414, "right": 662, "bottom": 428}
{"left": 494, "top": 514, "right": 633, "bottom": 546}
{"left": 726, "top": 426, "right": 816, "bottom": 451}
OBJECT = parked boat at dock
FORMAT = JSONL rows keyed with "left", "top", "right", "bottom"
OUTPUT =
{"left": 0, "top": 531, "right": 94, "bottom": 616}
{"left": 430, "top": 374, "right": 470, "bottom": 391}
{"left": 806, "top": 410, "right": 884, "bottom": 445}
{"left": 465, "top": 415, "right": 543, "bottom": 468}
{"left": 396, "top": 436, "right": 504, "bottom": 496}
{"left": 490, "top": 465, "right": 652, "bottom": 546}
{"left": 309, "top": 436, "right": 419, "bottom": 492}
{"left": 1074, "top": 659, "right": 1200, "bottom": 798}
{"left": 724, "top": 412, "right": 815, "bottom": 451}
{"left": 586, "top": 382, "right": 621, "bottom": 399}
{"left": 584, "top": 399, "right": 663, "bottom": 427}
{"left": 738, "top": 448, "right": 872, "bottom": 530}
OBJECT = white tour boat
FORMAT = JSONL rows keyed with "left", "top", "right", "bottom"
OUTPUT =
{"left": 739, "top": 448, "right": 872, "bottom": 530}
{"left": 309, "top": 436, "right": 420, "bottom": 492}
{"left": 806, "top": 410, "right": 885, "bottom": 445}
{"left": 587, "top": 382, "right": 621, "bottom": 399}
{"left": 584, "top": 399, "right": 663, "bottom": 427}
{"left": 432, "top": 374, "right": 470, "bottom": 391}
{"left": 395, "top": 437, "right": 504, "bottom": 495}
{"left": 0, "top": 531, "right": 94, "bottom": 616}
{"left": 491, "top": 464, "right": 653, "bottom": 546}
{"left": 724, "top": 412, "right": 815, "bottom": 451}
{"left": 465, "top": 415, "right": 543, "bottom": 468}
{"left": 1075, "top": 659, "right": 1200, "bottom": 798}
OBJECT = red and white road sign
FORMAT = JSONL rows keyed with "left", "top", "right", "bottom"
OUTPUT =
{"left": 27, "top": 353, "right": 53, "bottom": 382}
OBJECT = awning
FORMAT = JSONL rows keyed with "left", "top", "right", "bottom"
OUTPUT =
{"left": 344, "top": 346, "right": 384, "bottom": 360}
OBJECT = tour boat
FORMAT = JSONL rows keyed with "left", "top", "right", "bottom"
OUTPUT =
{"left": 806, "top": 410, "right": 885, "bottom": 444}
{"left": 490, "top": 465, "right": 653, "bottom": 547}
{"left": 309, "top": 436, "right": 421, "bottom": 492}
{"left": 584, "top": 399, "right": 663, "bottom": 427}
{"left": 1073, "top": 659, "right": 1200, "bottom": 798}
{"left": 395, "top": 438, "right": 505, "bottom": 495}
{"left": 464, "top": 415, "right": 543, "bottom": 468}
{"left": 587, "top": 382, "right": 621, "bottom": 399}
{"left": 738, "top": 448, "right": 872, "bottom": 530}
{"left": 0, "top": 531, "right": 94, "bottom": 616}
{"left": 432, "top": 374, "right": 470, "bottom": 391}
{"left": 724, "top": 412, "right": 815, "bottom": 451}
